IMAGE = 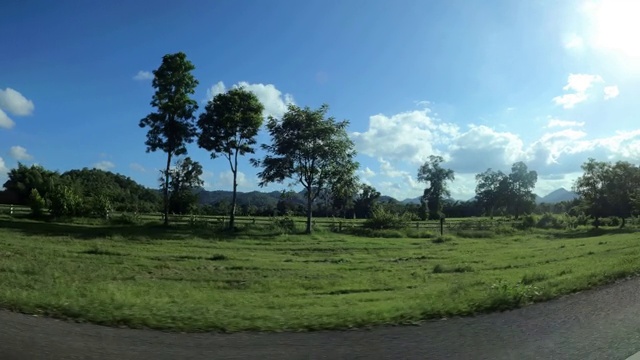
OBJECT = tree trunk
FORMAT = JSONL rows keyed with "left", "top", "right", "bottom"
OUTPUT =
{"left": 621, "top": 217, "right": 626, "bottom": 229}
{"left": 306, "top": 189, "right": 312, "bottom": 234}
{"left": 230, "top": 170, "right": 237, "bottom": 230}
{"left": 163, "top": 153, "right": 172, "bottom": 226}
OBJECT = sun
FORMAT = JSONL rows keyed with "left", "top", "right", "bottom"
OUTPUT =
{"left": 586, "top": 0, "right": 640, "bottom": 59}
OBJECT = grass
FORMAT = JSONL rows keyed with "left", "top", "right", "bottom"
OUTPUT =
{"left": 0, "top": 216, "right": 640, "bottom": 333}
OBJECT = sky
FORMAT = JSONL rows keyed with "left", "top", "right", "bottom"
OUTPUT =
{"left": 2, "top": 0, "right": 640, "bottom": 201}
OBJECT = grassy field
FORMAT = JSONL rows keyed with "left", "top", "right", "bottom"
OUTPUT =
{"left": 0, "top": 216, "right": 639, "bottom": 332}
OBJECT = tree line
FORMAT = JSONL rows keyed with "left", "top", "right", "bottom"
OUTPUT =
{"left": 2, "top": 51, "right": 636, "bottom": 233}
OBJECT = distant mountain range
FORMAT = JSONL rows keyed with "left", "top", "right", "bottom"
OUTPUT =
{"left": 400, "top": 187, "right": 579, "bottom": 205}
{"left": 193, "top": 187, "right": 579, "bottom": 207}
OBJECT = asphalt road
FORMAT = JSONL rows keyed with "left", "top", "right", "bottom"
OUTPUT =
{"left": 3, "top": 277, "right": 640, "bottom": 360}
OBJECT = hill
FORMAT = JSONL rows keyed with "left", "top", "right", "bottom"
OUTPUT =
{"left": 538, "top": 188, "right": 578, "bottom": 204}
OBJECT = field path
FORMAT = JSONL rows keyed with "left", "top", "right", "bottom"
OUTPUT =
{"left": 3, "top": 276, "right": 640, "bottom": 360}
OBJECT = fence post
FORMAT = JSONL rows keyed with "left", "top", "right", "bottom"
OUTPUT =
{"left": 440, "top": 218, "right": 445, "bottom": 236}
{"left": 416, "top": 222, "right": 419, "bottom": 229}
{"left": 10, "top": 204, "right": 13, "bottom": 216}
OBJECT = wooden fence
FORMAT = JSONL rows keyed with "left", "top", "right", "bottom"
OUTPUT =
{"left": 0, "top": 204, "right": 520, "bottom": 232}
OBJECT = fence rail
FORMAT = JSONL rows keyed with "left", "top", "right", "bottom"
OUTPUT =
{"left": 0, "top": 204, "right": 522, "bottom": 231}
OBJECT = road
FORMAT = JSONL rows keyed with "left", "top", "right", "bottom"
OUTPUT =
{"left": 2, "top": 277, "right": 640, "bottom": 360}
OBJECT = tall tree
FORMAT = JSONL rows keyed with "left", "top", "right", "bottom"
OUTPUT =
{"left": 252, "top": 104, "right": 358, "bottom": 234}
{"left": 417, "top": 155, "right": 455, "bottom": 220}
{"left": 3, "top": 163, "right": 59, "bottom": 205}
{"left": 198, "top": 87, "right": 264, "bottom": 229}
{"left": 475, "top": 168, "right": 508, "bottom": 218}
{"left": 139, "top": 52, "right": 199, "bottom": 225}
{"left": 507, "top": 161, "right": 538, "bottom": 219}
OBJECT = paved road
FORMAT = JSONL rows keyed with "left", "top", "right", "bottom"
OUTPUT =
{"left": 2, "top": 277, "right": 640, "bottom": 360}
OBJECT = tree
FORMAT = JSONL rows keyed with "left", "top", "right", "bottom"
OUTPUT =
{"left": 329, "top": 169, "right": 359, "bottom": 218}
{"left": 3, "top": 163, "right": 59, "bottom": 205}
{"left": 198, "top": 87, "right": 264, "bottom": 229}
{"left": 605, "top": 161, "right": 640, "bottom": 228}
{"left": 353, "top": 184, "right": 381, "bottom": 219}
{"left": 417, "top": 155, "right": 455, "bottom": 220}
{"left": 507, "top": 162, "right": 538, "bottom": 219}
{"left": 252, "top": 104, "right": 358, "bottom": 234}
{"left": 163, "top": 157, "right": 204, "bottom": 215}
{"left": 139, "top": 52, "right": 199, "bottom": 225}
{"left": 475, "top": 168, "right": 508, "bottom": 218}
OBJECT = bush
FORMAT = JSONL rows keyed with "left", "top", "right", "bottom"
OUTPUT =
{"left": 270, "top": 216, "right": 296, "bottom": 234}
{"left": 109, "top": 213, "right": 140, "bottom": 225}
{"left": 28, "top": 189, "right": 46, "bottom": 216}
{"left": 363, "top": 207, "right": 409, "bottom": 230}
{"left": 536, "top": 213, "right": 566, "bottom": 229}
{"left": 483, "top": 280, "right": 543, "bottom": 311}
{"left": 607, "top": 216, "right": 621, "bottom": 227}
{"left": 519, "top": 214, "right": 537, "bottom": 230}
{"left": 49, "top": 185, "right": 82, "bottom": 217}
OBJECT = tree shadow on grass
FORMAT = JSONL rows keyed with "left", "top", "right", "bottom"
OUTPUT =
{"left": 0, "top": 218, "right": 281, "bottom": 241}
{"left": 549, "top": 227, "right": 638, "bottom": 239}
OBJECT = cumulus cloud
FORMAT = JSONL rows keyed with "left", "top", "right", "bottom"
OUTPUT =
{"left": 204, "top": 81, "right": 294, "bottom": 118}
{"left": 129, "top": 163, "right": 146, "bottom": 172}
{"left": 133, "top": 71, "right": 153, "bottom": 81}
{"left": 0, "top": 109, "right": 15, "bottom": 129}
{"left": 604, "top": 85, "right": 619, "bottom": 100}
{"left": 553, "top": 74, "right": 604, "bottom": 109}
{"left": 9, "top": 146, "right": 33, "bottom": 161}
{"left": 93, "top": 161, "right": 115, "bottom": 171}
{"left": 0, "top": 157, "right": 7, "bottom": 185}
{"left": 546, "top": 118, "right": 585, "bottom": 128}
{"left": 0, "top": 88, "right": 35, "bottom": 116}
{"left": 447, "top": 125, "right": 525, "bottom": 173}
{"left": 351, "top": 109, "right": 458, "bottom": 166}
{"left": 352, "top": 101, "right": 640, "bottom": 200}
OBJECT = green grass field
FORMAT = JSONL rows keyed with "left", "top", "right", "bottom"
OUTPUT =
{"left": 0, "top": 216, "right": 639, "bottom": 332}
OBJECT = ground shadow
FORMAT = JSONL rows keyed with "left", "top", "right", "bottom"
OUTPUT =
{"left": 0, "top": 218, "right": 281, "bottom": 241}
{"left": 549, "top": 227, "right": 638, "bottom": 239}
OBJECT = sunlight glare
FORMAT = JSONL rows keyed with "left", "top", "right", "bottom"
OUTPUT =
{"left": 587, "top": 0, "right": 640, "bottom": 59}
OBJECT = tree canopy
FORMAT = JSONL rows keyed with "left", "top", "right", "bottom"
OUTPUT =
{"left": 198, "top": 87, "right": 264, "bottom": 229}
{"left": 139, "top": 52, "right": 199, "bottom": 225}
{"left": 252, "top": 104, "right": 358, "bottom": 233}
{"left": 417, "top": 155, "right": 455, "bottom": 220}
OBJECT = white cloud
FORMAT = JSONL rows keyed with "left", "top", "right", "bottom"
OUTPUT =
{"left": 0, "top": 109, "right": 15, "bottom": 129}
{"left": 129, "top": 163, "right": 146, "bottom": 172}
{"left": 0, "top": 157, "right": 7, "bottom": 186}
{"left": 9, "top": 146, "right": 33, "bottom": 161}
{"left": 546, "top": 118, "right": 585, "bottom": 128}
{"left": 351, "top": 109, "right": 458, "bottom": 166}
{"left": 359, "top": 167, "right": 376, "bottom": 179}
{"left": 204, "top": 81, "right": 295, "bottom": 118}
{"left": 604, "top": 85, "right": 620, "bottom": 100}
{"left": 447, "top": 125, "right": 525, "bottom": 173}
{"left": 93, "top": 161, "right": 115, "bottom": 171}
{"left": 564, "top": 33, "right": 585, "bottom": 49}
{"left": 218, "top": 170, "right": 250, "bottom": 188}
{"left": 0, "top": 88, "right": 35, "bottom": 116}
{"left": 553, "top": 74, "right": 603, "bottom": 109}
{"left": 133, "top": 71, "right": 153, "bottom": 81}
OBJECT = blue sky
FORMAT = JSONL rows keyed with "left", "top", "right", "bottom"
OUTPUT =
{"left": 2, "top": 0, "right": 640, "bottom": 200}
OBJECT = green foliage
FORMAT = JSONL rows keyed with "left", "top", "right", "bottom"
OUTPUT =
{"left": 363, "top": 206, "right": 409, "bottom": 230}
{"left": 109, "top": 213, "right": 141, "bottom": 225}
{"left": 164, "top": 157, "right": 204, "bottom": 215}
{"left": 270, "top": 216, "right": 297, "bottom": 234}
{"left": 484, "top": 280, "right": 542, "bottom": 311}
{"left": 28, "top": 189, "right": 46, "bottom": 216}
{"left": 3, "top": 163, "right": 59, "bottom": 205}
{"left": 198, "top": 87, "right": 265, "bottom": 229}
{"left": 139, "top": 52, "right": 199, "bottom": 225}
{"left": 536, "top": 213, "right": 566, "bottom": 229}
{"left": 49, "top": 185, "right": 82, "bottom": 217}
{"left": 253, "top": 104, "right": 359, "bottom": 234}
{"left": 520, "top": 214, "right": 537, "bottom": 229}
{"left": 353, "top": 184, "right": 380, "bottom": 219}
{"left": 417, "top": 155, "right": 455, "bottom": 220}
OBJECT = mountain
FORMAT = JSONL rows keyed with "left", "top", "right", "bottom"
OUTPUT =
{"left": 538, "top": 188, "right": 578, "bottom": 204}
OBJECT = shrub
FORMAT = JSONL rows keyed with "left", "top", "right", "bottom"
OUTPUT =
{"left": 49, "top": 185, "right": 82, "bottom": 217}
{"left": 28, "top": 189, "right": 46, "bottom": 216}
{"left": 109, "top": 213, "right": 140, "bottom": 225}
{"left": 536, "top": 213, "right": 565, "bottom": 229}
{"left": 519, "top": 214, "right": 537, "bottom": 230}
{"left": 270, "top": 216, "right": 296, "bottom": 234}
{"left": 607, "top": 216, "right": 621, "bottom": 227}
{"left": 363, "top": 207, "right": 409, "bottom": 230}
{"left": 432, "top": 235, "right": 453, "bottom": 243}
